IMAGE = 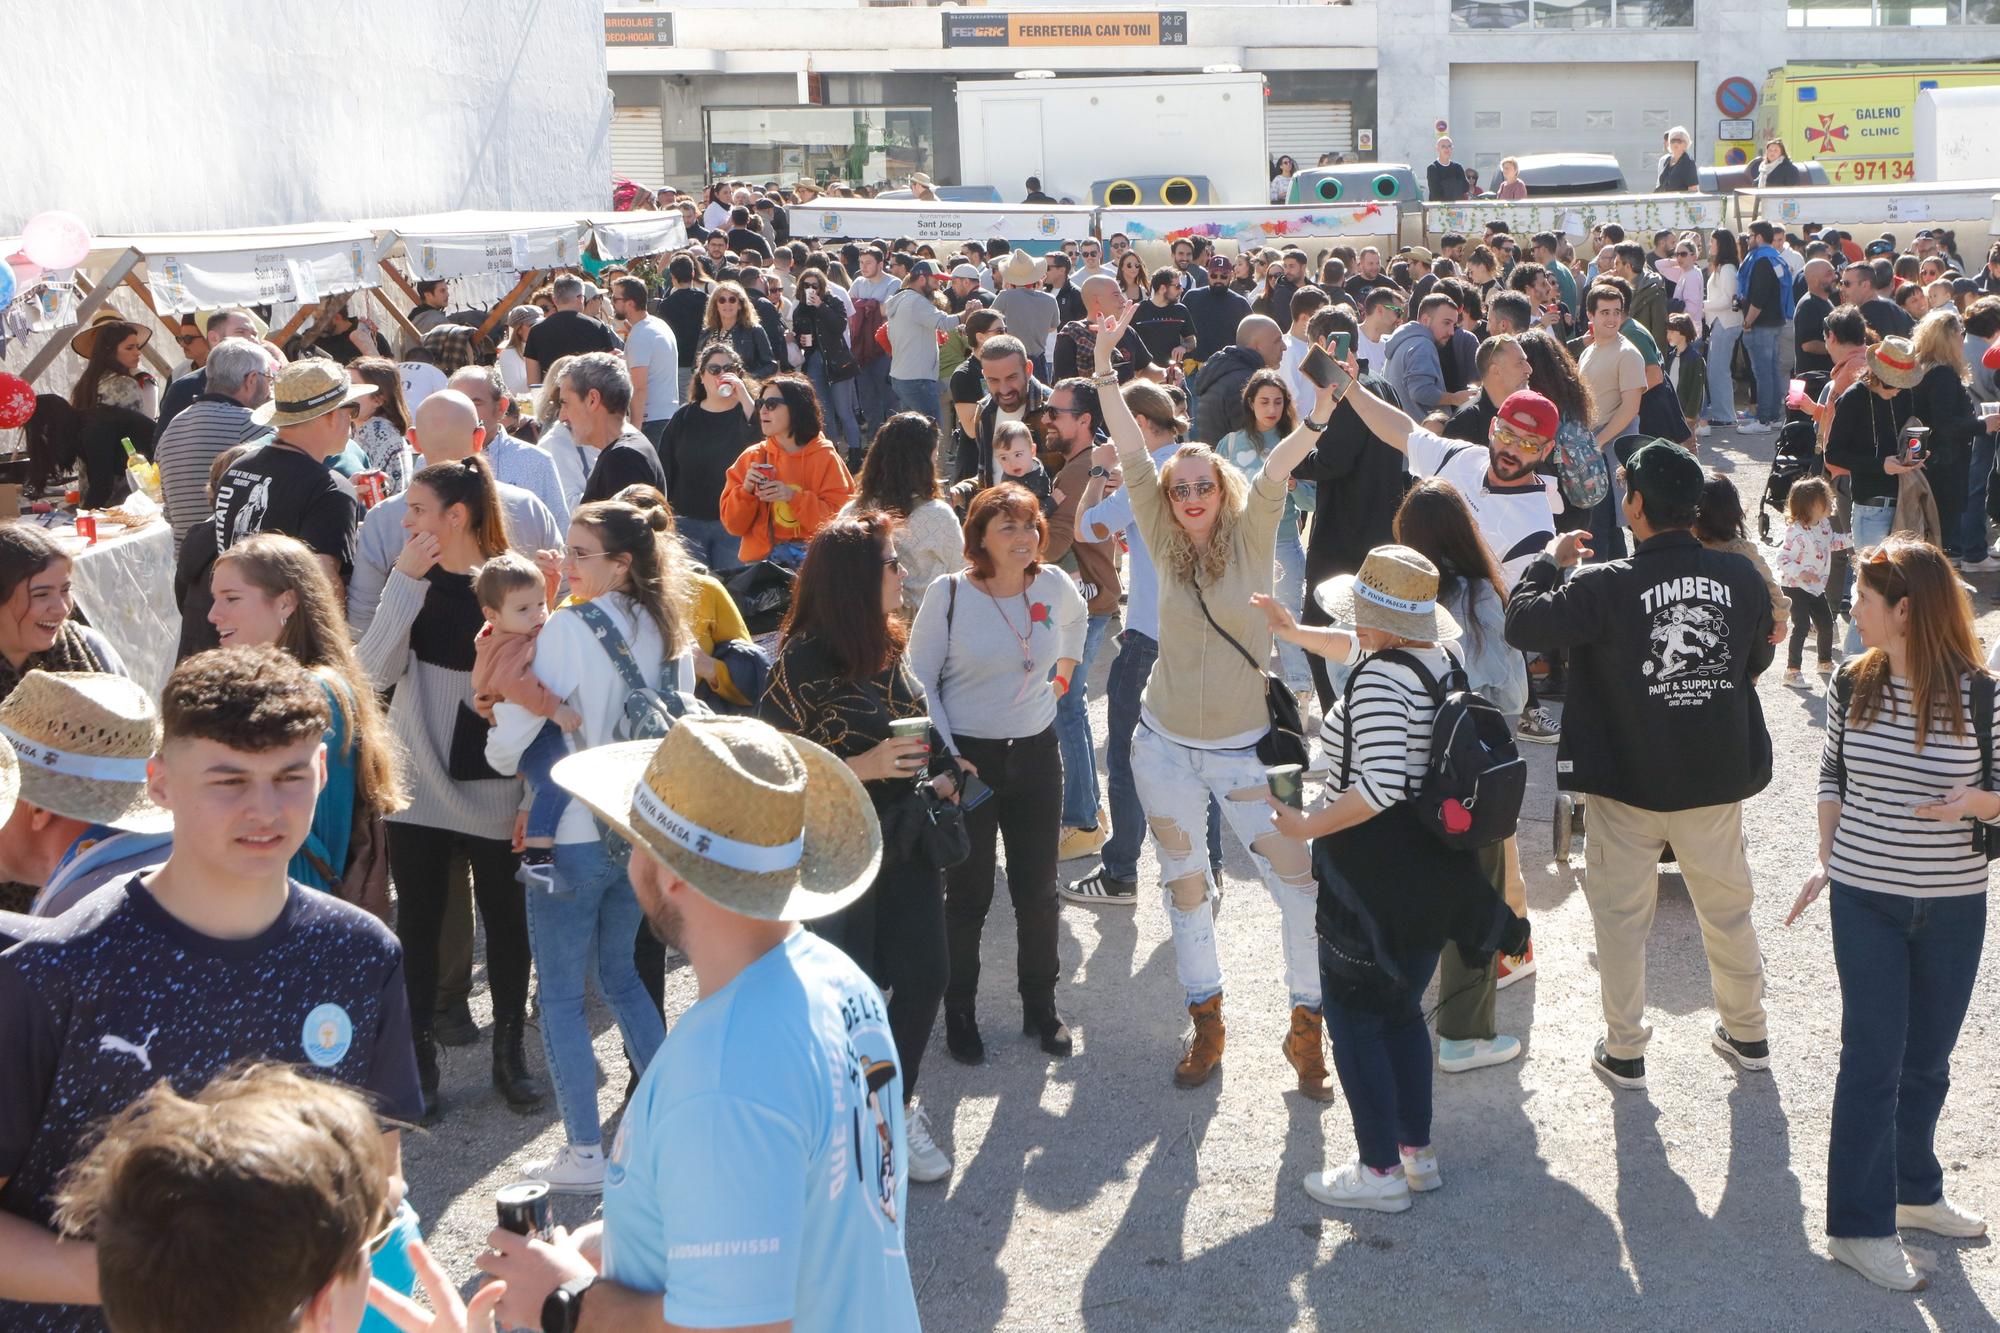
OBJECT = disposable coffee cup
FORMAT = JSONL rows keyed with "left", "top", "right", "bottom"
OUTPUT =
{"left": 1265, "top": 764, "right": 1305, "bottom": 809}
{"left": 495, "top": 1180, "right": 551, "bottom": 1240}
{"left": 889, "top": 716, "right": 931, "bottom": 765}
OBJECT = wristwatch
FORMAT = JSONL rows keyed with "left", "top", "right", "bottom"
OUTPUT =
{"left": 1088, "top": 465, "right": 1109, "bottom": 478}
{"left": 541, "top": 1277, "right": 595, "bottom": 1333}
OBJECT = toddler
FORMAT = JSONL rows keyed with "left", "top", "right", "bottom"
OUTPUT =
{"left": 471, "top": 551, "right": 581, "bottom": 890}
{"left": 992, "top": 420, "right": 1062, "bottom": 515}
{"left": 1773, "top": 476, "right": 1851, "bottom": 684}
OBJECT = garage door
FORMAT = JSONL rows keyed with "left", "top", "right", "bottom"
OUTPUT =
{"left": 611, "top": 106, "right": 666, "bottom": 186}
{"left": 1266, "top": 103, "right": 1354, "bottom": 167}
{"left": 1449, "top": 62, "right": 1694, "bottom": 191}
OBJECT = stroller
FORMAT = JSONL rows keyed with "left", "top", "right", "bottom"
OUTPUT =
{"left": 1758, "top": 369, "right": 1828, "bottom": 543}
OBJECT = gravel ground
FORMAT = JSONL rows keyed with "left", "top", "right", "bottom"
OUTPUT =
{"left": 404, "top": 421, "right": 2000, "bottom": 1330}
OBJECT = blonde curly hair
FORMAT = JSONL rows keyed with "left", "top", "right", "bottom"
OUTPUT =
{"left": 1155, "top": 444, "right": 1250, "bottom": 588}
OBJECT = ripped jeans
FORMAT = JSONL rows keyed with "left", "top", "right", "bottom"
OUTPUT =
{"left": 1131, "top": 724, "right": 1319, "bottom": 1009}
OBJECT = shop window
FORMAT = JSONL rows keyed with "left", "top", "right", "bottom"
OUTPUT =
{"left": 704, "top": 107, "right": 934, "bottom": 190}
{"left": 1451, "top": 0, "right": 1692, "bottom": 24}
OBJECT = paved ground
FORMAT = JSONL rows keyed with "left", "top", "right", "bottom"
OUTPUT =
{"left": 405, "top": 421, "right": 2000, "bottom": 1330}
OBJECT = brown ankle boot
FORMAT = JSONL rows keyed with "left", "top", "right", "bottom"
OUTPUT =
{"left": 1174, "top": 994, "right": 1226, "bottom": 1088}
{"left": 1284, "top": 1005, "right": 1336, "bottom": 1102}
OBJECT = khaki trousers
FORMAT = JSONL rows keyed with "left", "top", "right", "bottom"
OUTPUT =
{"left": 1581, "top": 795, "right": 1767, "bottom": 1060}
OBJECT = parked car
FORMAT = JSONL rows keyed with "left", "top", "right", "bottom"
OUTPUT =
{"left": 874, "top": 185, "right": 1005, "bottom": 203}
{"left": 1698, "top": 161, "right": 1832, "bottom": 193}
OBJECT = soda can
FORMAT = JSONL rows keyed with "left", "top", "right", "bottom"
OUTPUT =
{"left": 495, "top": 1180, "right": 552, "bottom": 1240}
{"left": 75, "top": 514, "right": 97, "bottom": 545}
{"left": 355, "top": 470, "right": 388, "bottom": 509}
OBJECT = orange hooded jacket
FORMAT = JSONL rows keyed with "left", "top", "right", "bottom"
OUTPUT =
{"left": 718, "top": 434, "right": 856, "bottom": 562}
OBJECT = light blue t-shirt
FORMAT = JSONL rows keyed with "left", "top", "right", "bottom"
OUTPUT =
{"left": 624, "top": 314, "right": 682, "bottom": 423}
{"left": 602, "top": 930, "right": 920, "bottom": 1332}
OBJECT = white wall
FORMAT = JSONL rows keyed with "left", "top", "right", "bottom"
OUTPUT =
{"left": 3, "top": 0, "right": 611, "bottom": 235}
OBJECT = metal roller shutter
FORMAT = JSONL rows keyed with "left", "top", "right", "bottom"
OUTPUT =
{"left": 1448, "top": 62, "right": 1695, "bottom": 191}
{"left": 611, "top": 107, "right": 666, "bottom": 185}
{"left": 1265, "top": 103, "right": 1354, "bottom": 165}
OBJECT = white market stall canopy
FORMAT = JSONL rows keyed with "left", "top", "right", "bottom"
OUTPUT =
{"left": 586, "top": 211, "right": 690, "bottom": 261}
{"left": 1101, "top": 203, "right": 1399, "bottom": 245}
{"left": 1729, "top": 179, "right": 2000, "bottom": 231}
{"left": 366, "top": 211, "right": 690, "bottom": 277}
{"left": 1423, "top": 194, "right": 1727, "bottom": 241}
{"left": 89, "top": 224, "right": 384, "bottom": 314}
{"left": 788, "top": 200, "right": 1096, "bottom": 245}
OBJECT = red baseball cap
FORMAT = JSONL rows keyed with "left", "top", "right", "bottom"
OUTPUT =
{"left": 1496, "top": 389, "right": 1559, "bottom": 441}
{"left": 1983, "top": 341, "right": 2000, "bottom": 373}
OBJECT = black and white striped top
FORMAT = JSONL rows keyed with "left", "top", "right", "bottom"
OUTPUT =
{"left": 1817, "top": 673, "right": 1996, "bottom": 898}
{"left": 1321, "top": 644, "right": 1448, "bottom": 813}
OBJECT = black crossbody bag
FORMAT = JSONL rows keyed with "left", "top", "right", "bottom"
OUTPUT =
{"left": 1191, "top": 582, "right": 1310, "bottom": 770}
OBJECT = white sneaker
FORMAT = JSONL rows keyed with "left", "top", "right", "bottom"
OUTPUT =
{"left": 904, "top": 1103, "right": 953, "bottom": 1184}
{"left": 1438, "top": 1035, "right": 1522, "bottom": 1074}
{"left": 1828, "top": 1234, "right": 1926, "bottom": 1291}
{"left": 530, "top": 1142, "right": 605, "bottom": 1194}
{"left": 1897, "top": 1197, "right": 1988, "bottom": 1238}
{"left": 1737, "top": 420, "right": 1771, "bottom": 434}
{"left": 1961, "top": 557, "right": 2000, "bottom": 573}
{"left": 1697, "top": 422, "right": 1712, "bottom": 438}
{"left": 1399, "top": 1144, "right": 1442, "bottom": 1193}
{"left": 1303, "top": 1159, "right": 1412, "bottom": 1213}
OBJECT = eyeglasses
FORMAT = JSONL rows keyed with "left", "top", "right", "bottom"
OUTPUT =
{"left": 364, "top": 1215, "right": 402, "bottom": 1259}
{"left": 758, "top": 398, "right": 788, "bottom": 410}
{"left": 1492, "top": 422, "right": 1552, "bottom": 456}
{"left": 1168, "top": 480, "right": 1218, "bottom": 502}
{"left": 565, "top": 546, "right": 611, "bottom": 562}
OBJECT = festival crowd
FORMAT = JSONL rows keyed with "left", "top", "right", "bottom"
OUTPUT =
{"left": 3, "top": 173, "right": 2000, "bottom": 1331}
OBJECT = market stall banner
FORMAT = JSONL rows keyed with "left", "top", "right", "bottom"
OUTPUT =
{"left": 1738, "top": 183, "right": 2000, "bottom": 230}
{"left": 787, "top": 203, "right": 1095, "bottom": 244}
{"left": 398, "top": 224, "right": 590, "bottom": 281}
{"left": 144, "top": 236, "right": 380, "bottom": 313}
{"left": 591, "top": 213, "right": 688, "bottom": 261}
{"left": 1423, "top": 194, "right": 1725, "bottom": 240}
{"left": 1101, "top": 203, "right": 1400, "bottom": 244}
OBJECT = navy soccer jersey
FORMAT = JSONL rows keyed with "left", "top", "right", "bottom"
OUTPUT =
{"left": 0, "top": 875, "right": 421, "bottom": 1332}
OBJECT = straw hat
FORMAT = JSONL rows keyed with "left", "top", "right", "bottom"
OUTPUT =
{"left": 909, "top": 172, "right": 935, "bottom": 189}
{"left": 1867, "top": 336, "right": 1923, "bottom": 390}
{"left": 0, "top": 671, "right": 168, "bottom": 833}
{"left": 68, "top": 310, "right": 152, "bottom": 360}
{"left": 1313, "top": 544, "right": 1463, "bottom": 645}
{"left": 551, "top": 715, "right": 881, "bottom": 922}
{"left": 0, "top": 730, "right": 17, "bottom": 828}
{"left": 251, "top": 359, "right": 378, "bottom": 429}
{"left": 1002, "top": 249, "right": 1042, "bottom": 286}
{"left": 193, "top": 308, "right": 271, "bottom": 340}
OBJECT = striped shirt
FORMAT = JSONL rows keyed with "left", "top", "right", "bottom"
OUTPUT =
{"left": 1817, "top": 673, "right": 1995, "bottom": 898}
{"left": 1320, "top": 643, "right": 1449, "bottom": 813}
{"left": 155, "top": 396, "right": 267, "bottom": 550}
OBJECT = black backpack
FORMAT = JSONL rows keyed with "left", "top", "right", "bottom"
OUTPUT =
{"left": 1340, "top": 648, "right": 1526, "bottom": 850}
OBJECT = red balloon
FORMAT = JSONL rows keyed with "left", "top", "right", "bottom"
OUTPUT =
{"left": 0, "top": 373, "right": 36, "bottom": 429}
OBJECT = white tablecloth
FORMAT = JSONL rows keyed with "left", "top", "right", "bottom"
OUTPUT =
{"left": 66, "top": 520, "right": 180, "bottom": 695}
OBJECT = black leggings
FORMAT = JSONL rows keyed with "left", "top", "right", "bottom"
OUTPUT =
{"left": 1786, "top": 586, "right": 1834, "bottom": 669}
{"left": 387, "top": 823, "right": 530, "bottom": 1031}
{"left": 945, "top": 727, "right": 1063, "bottom": 1009}
{"left": 814, "top": 851, "right": 948, "bottom": 1098}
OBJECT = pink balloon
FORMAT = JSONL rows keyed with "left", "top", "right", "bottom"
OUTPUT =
{"left": 7, "top": 252, "right": 42, "bottom": 286}
{"left": 20, "top": 211, "right": 92, "bottom": 270}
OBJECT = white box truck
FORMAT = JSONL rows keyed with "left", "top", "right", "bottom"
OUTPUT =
{"left": 954, "top": 73, "right": 1269, "bottom": 206}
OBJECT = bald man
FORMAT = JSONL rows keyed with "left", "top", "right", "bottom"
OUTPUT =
{"left": 1793, "top": 256, "right": 1837, "bottom": 377}
{"left": 1053, "top": 273, "right": 1160, "bottom": 383}
{"left": 1193, "top": 313, "right": 1286, "bottom": 442}
{"left": 347, "top": 391, "right": 564, "bottom": 636}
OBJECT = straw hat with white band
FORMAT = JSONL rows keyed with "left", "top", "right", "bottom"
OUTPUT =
{"left": 0, "top": 671, "right": 168, "bottom": 833}
{"left": 251, "top": 359, "right": 378, "bottom": 430}
{"left": 551, "top": 715, "right": 881, "bottom": 922}
{"left": 0, "top": 731, "right": 18, "bottom": 829}
{"left": 1314, "top": 545, "right": 1463, "bottom": 645}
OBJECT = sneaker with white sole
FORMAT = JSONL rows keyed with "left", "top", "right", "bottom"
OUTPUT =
{"left": 1061, "top": 866, "right": 1138, "bottom": 907}
{"left": 1400, "top": 1144, "right": 1442, "bottom": 1193}
{"left": 904, "top": 1103, "right": 952, "bottom": 1183}
{"left": 1516, "top": 707, "right": 1560, "bottom": 746}
{"left": 1712, "top": 1022, "right": 1771, "bottom": 1072}
{"left": 1591, "top": 1038, "right": 1647, "bottom": 1091}
{"left": 1056, "top": 822, "right": 1108, "bottom": 862}
{"left": 1496, "top": 941, "right": 1535, "bottom": 989}
{"left": 1961, "top": 557, "right": 2000, "bottom": 573}
{"left": 1828, "top": 1235, "right": 1927, "bottom": 1291}
{"left": 1697, "top": 422, "right": 1712, "bottom": 438}
{"left": 1897, "top": 1197, "right": 1987, "bottom": 1238}
{"left": 1438, "top": 1034, "right": 1522, "bottom": 1074}
{"left": 1737, "top": 420, "right": 1771, "bottom": 434}
{"left": 1303, "top": 1159, "right": 1412, "bottom": 1213}
{"left": 530, "top": 1142, "right": 605, "bottom": 1194}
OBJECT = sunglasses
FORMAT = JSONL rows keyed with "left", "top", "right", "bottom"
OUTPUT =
{"left": 1493, "top": 421, "right": 1552, "bottom": 456}
{"left": 715, "top": 295, "right": 741, "bottom": 305}
{"left": 702, "top": 363, "right": 732, "bottom": 376}
{"left": 758, "top": 397, "right": 788, "bottom": 410}
{"left": 1168, "top": 480, "right": 1218, "bottom": 502}
{"left": 365, "top": 1216, "right": 402, "bottom": 1259}
{"left": 176, "top": 332, "right": 202, "bottom": 348}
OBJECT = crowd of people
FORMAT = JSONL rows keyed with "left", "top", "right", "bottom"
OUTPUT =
{"left": 2, "top": 183, "right": 1998, "bottom": 1333}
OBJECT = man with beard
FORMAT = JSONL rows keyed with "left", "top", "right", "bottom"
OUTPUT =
{"left": 480, "top": 716, "right": 920, "bottom": 1333}
{"left": 959, "top": 332, "right": 1053, "bottom": 486}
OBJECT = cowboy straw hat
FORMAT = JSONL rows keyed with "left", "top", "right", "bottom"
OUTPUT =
{"left": 1001, "top": 249, "right": 1043, "bottom": 287}
{"left": 0, "top": 670, "right": 168, "bottom": 833}
{"left": 1314, "top": 544, "right": 1463, "bottom": 645}
{"left": 551, "top": 715, "right": 881, "bottom": 922}
{"left": 909, "top": 172, "right": 935, "bottom": 189}
{"left": 68, "top": 310, "right": 152, "bottom": 361}
{"left": 0, "top": 730, "right": 17, "bottom": 829}
{"left": 1867, "top": 335, "right": 1924, "bottom": 390}
{"left": 251, "top": 358, "right": 378, "bottom": 429}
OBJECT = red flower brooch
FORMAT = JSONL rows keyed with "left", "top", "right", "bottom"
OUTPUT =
{"left": 1028, "top": 602, "right": 1050, "bottom": 625}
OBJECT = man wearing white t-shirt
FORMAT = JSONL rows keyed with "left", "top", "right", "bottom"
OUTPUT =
{"left": 611, "top": 277, "right": 680, "bottom": 444}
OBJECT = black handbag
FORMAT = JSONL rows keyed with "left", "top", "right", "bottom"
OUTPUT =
{"left": 1191, "top": 582, "right": 1310, "bottom": 770}
{"left": 883, "top": 779, "right": 970, "bottom": 871}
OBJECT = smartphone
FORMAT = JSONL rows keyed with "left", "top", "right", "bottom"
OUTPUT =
{"left": 1329, "top": 332, "right": 1352, "bottom": 363}
{"left": 1300, "top": 345, "right": 1353, "bottom": 394}
{"left": 956, "top": 771, "right": 995, "bottom": 812}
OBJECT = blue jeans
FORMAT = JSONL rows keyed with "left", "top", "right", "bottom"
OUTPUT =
{"left": 1101, "top": 630, "right": 1221, "bottom": 882}
{"left": 1843, "top": 499, "right": 1896, "bottom": 654}
{"left": 1057, "top": 612, "right": 1115, "bottom": 828}
{"left": 1274, "top": 519, "right": 1312, "bottom": 692}
{"left": 855, "top": 357, "right": 893, "bottom": 432}
{"left": 1957, "top": 432, "right": 1997, "bottom": 562}
{"left": 891, "top": 375, "right": 939, "bottom": 422}
{"left": 1321, "top": 936, "right": 1442, "bottom": 1171}
{"left": 527, "top": 840, "right": 669, "bottom": 1146}
{"left": 677, "top": 514, "right": 741, "bottom": 573}
{"left": 806, "top": 352, "right": 864, "bottom": 461}
{"left": 1704, "top": 322, "right": 1742, "bottom": 423}
{"left": 769, "top": 539, "right": 808, "bottom": 569}
{"left": 1826, "top": 883, "right": 1987, "bottom": 1238}
{"left": 1742, "top": 323, "right": 1783, "bottom": 425}
{"left": 521, "top": 721, "right": 571, "bottom": 842}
